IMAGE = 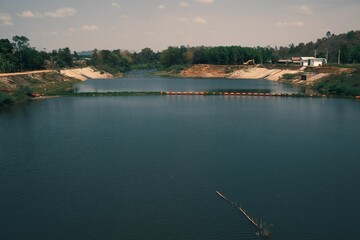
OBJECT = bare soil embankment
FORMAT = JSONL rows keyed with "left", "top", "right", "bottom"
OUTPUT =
{"left": 60, "top": 67, "right": 113, "bottom": 81}
{"left": 0, "top": 67, "right": 113, "bottom": 93}
{"left": 0, "top": 71, "right": 78, "bottom": 93}
{"left": 177, "top": 64, "right": 350, "bottom": 84}
{"left": 178, "top": 64, "right": 301, "bottom": 81}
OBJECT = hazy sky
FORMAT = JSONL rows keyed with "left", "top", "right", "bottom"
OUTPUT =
{"left": 1, "top": 0, "right": 360, "bottom": 52}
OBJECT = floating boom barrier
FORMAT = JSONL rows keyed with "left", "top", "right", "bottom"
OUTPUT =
{"left": 216, "top": 191, "right": 271, "bottom": 238}
{"left": 164, "top": 91, "right": 330, "bottom": 98}
{"left": 36, "top": 91, "right": 360, "bottom": 100}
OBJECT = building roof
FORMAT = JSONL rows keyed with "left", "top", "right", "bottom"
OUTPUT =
{"left": 301, "top": 57, "right": 327, "bottom": 61}
{"left": 300, "top": 57, "right": 316, "bottom": 60}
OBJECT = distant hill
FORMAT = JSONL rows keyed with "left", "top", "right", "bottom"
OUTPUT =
{"left": 77, "top": 50, "right": 93, "bottom": 57}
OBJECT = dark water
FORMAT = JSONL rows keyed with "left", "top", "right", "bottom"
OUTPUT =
{"left": 73, "top": 70, "right": 301, "bottom": 93}
{"left": 1, "top": 74, "right": 360, "bottom": 240}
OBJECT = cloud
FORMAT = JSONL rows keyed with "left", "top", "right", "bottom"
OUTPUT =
{"left": 82, "top": 25, "right": 99, "bottom": 31}
{"left": 276, "top": 21, "right": 304, "bottom": 27}
{"left": 121, "top": 15, "right": 129, "bottom": 19}
{"left": 0, "top": 13, "right": 14, "bottom": 26}
{"left": 179, "top": 17, "right": 188, "bottom": 22}
{"left": 44, "top": 7, "right": 77, "bottom": 18}
{"left": 179, "top": 2, "right": 190, "bottom": 7}
{"left": 111, "top": 2, "right": 122, "bottom": 9}
{"left": 17, "top": 10, "right": 42, "bottom": 18}
{"left": 196, "top": 0, "right": 214, "bottom": 4}
{"left": 297, "top": 5, "right": 313, "bottom": 15}
{"left": 193, "top": 17, "right": 207, "bottom": 24}
{"left": 158, "top": 5, "right": 165, "bottom": 10}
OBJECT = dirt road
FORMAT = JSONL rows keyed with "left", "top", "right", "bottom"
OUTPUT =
{"left": 0, "top": 70, "right": 55, "bottom": 77}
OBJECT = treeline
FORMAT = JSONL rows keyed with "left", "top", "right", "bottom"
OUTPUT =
{"left": 159, "top": 31, "right": 360, "bottom": 66}
{"left": 159, "top": 45, "right": 275, "bottom": 66}
{"left": 1, "top": 31, "right": 360, "bottom": 74}
{"left": 90, "top": 47, "right": 160, "bottom": 74}
{"left": 91, "top": 31, "right": 360, "bottom": 71}
{"left": 0, "top": 35, "right": 79, "bottom": 73}
{"left": 276, "top": 31, "right": 360, "bottom": 63}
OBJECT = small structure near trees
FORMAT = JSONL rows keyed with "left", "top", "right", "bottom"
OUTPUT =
{"left": 300, "top": 57, "right": 327, "bottom": 67}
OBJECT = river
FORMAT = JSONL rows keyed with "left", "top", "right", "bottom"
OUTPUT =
{"left": 1, "top": 71, "right": 359, "bottom": 240}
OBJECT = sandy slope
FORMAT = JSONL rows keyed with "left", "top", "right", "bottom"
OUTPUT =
{"left": 180, "top": 64, "right": 301, "bottom": 81}
{"left": 60, "top": 67, "right": 113, "bottom": 81}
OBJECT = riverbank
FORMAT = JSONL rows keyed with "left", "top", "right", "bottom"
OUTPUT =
{"left": 0, "top": 67, "right": 113, "bottom": 107}
{"left": 60, "top": 67, "right": 114, "bottom": 81}
{"left": 157, "top": 64, "right": 360, "bottom": 97}
{"left": 171, "top": 64, "right": 354, "bottom": 83}
{"left": 176, "top": 64, "right": 301, "bottom": 81}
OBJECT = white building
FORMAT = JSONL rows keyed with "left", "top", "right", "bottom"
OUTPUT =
{"left": 300, "top": 57, "right": 327, "bottom": 67}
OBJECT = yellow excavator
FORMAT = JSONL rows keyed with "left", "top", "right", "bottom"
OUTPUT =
{"left": 243, "top": 59, "right": 255, "bottom": 65}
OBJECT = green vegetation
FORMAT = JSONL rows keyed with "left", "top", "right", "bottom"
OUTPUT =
{"left": 0, "top": 72, "right": 80, "bottom": 108}
{"left": 90, "top": 47, "right": 160, "bottom": 74}
{"left": 314, "top": 67, "right": 360, "bottom": 96}
{"left": 277, "top": 31, "right": 360, "bottom": 64}
{"left": 0, "top": 91, "right": 15, "bottom": 106}
{"left": 0, "top": 36, "right": 78, "bottom": 73}
{"left": 282, "top": 73, "right": 299, "bottom": 80}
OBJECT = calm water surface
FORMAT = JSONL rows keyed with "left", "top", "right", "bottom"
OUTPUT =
{"left": 1, "top": 73, "right": 359, "bottom": 240}
{"left": 74, "top": 70, "right": 302, "bottom": 93}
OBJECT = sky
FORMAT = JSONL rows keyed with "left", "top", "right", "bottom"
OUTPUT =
{"left": 1, "top": 0, "right": 360, "bottom": 52}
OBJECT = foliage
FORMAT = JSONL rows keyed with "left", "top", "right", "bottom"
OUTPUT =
{"left": 314, "top": 72, "right": 360, "bottom": 96}
{"left": 282, "top": 73, "right": 298, "bottom": 80}
{"left": 0, "top": 36, "right": 76, "bottom": 73}
{"left": 0, "top": 91, "right": 15, "bottom": 106}
{"left": 275, "top": 31, "right": 360, "bottom": 64}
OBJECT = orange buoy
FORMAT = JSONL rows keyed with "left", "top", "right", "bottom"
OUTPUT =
{"left": 356, "top": 96, "right": 360, "bottom": 99}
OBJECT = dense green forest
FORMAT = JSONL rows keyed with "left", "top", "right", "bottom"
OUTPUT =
{"left": 1, "top": 31, "right": 360, "bottom": 74}
{"left": 0, "top": 36, "right": 77, "bottom": 72}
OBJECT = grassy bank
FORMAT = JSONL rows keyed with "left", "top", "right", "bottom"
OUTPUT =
{"left": 0, "top": 72, "right": 80, "bottom": 108}
{"left": 313, "top": 66, "right": 360, "bottom": 97}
